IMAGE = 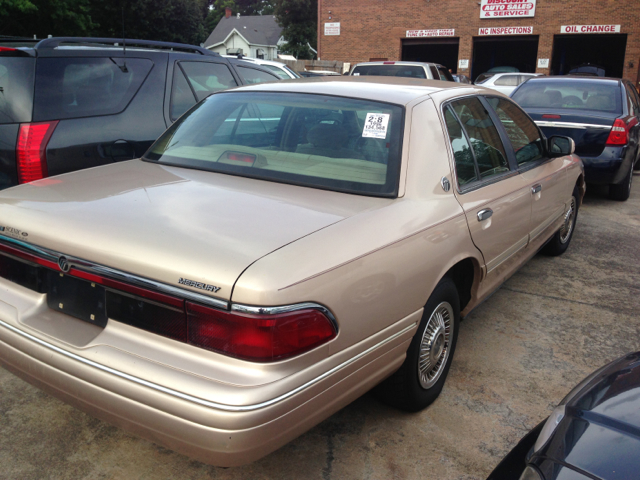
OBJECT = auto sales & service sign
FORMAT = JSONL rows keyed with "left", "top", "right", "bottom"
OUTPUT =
{"left": 480, "top": 0, "right": 536, "bottom": 18}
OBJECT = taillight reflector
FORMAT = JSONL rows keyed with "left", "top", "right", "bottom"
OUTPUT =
{"left": 542, "top": 114, "right": 561, "bottom": 119}
{"left": 16, "top": 121, "right": 58, "bottom": 184}
{"left": 0, "top": 242, "right": 59, "bottom": 270}
{"left": 606, "top": 118, "right": 629, "bottom": 146}
{"left": 187, "top": 302, "right": 336, "bottom": 362}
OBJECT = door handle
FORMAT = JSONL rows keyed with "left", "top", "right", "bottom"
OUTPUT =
{"left": 531, "top": 184, "right": 542, "bottom": 194}
{"left": 477, "top": 208, "right": 493, "bottom": 222}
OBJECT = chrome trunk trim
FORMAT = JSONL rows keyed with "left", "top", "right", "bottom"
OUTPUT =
{"left": 534, "top": 121, "right": 611, "bottom": 130}
{"left": 0, "top": 317, "right": 415, "bottom": 412}
{"left": 0, "top": 234, "right": 228, "bottom": 310}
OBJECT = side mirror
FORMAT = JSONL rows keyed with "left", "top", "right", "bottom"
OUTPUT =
{"left": 548, "top": 135, "right": 575, "bottom": 157}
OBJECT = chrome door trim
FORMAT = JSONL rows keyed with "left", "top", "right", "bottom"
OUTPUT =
{"left": 534, "top": 121, "right": 611, "bottom": 130}
{"left": 486, "top": 234, "right": 528, "bottom": 274}
{"left": 0, "top": 234, "right": 228, "bottom": 310}
{"left": 0, "top": 317, "right": 414, "bottom": 412}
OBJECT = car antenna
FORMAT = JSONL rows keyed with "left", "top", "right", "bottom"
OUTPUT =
{"left": 119, "top": 5, "right": 128, "bottom": 72}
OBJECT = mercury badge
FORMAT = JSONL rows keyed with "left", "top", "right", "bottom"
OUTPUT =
{"left": 58, "top": 256, "right": 70, "bottom": 272}
{"left": 179, "top": 277, "right": 221, "bottom": 293}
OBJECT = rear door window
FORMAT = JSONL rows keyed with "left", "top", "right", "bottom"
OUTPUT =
{"left": 437, "top": 67, "right": 454, "bottom": 82}
{"left": 494, "top": 75, "right": 519, "bottom": 87}
{"left": 429, "top": 65, "right": 439, "bottom": 79}
{"left": 0, "top": 57, "right": 34, "bottom": 124}
{"left": 263, "top": 64, "right": 291, "bottom": 79}
{"left": 486, "top": 97, "right": 545, "bottom": 167}
{"left": 33, "top": 57, "right": 153, "bottom": 121}
{"left": 449, "top": 97, "right": 510, "bottom": 181}
{"left": 444, "top": 106, "right": 478, "bottom": 186}
{"left": 170, "top": 65, "right": 197, "bottom": 121}
{"left": 235, "top": 66, "right": 279, "bottom": 84}
{"left": 180, "top": 61, "right": 238, "bottom": 101}
{"left": 624, "top": 83, "right": 640, "bottom": 116}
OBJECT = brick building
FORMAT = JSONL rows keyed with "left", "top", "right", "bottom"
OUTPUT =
{"left": 317, "top": 0, "right": 640, "bottom": 86}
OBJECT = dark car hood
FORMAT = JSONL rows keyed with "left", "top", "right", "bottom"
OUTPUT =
{"left": 541, "top": 352, "right": 640, "bottom": 480}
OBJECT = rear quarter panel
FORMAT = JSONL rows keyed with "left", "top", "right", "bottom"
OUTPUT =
{"left": 231, "top": 97, "right": 483, "bottom": 354}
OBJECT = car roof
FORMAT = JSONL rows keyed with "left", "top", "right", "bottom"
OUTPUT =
{"left": 354, "top": 61, "right": 443, "bottom": 68}
{"left": 521, "top": 75, "right": 621, "bottom": 85}
{"left": 223, "top": 76, "right": 476, "bottom": 106}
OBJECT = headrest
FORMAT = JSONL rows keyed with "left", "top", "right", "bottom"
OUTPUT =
{"left": 307, "top": 123, "right": 348, "bottom": 148}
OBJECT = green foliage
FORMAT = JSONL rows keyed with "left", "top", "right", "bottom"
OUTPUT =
{"left": 3, "top": 0, "right": 95, "bottom": 37}
{"left": 273, "top": 0, "right": 317, "bottom": 59}
{"left": 0, "top": 0, "right": 36, "bottom": 17}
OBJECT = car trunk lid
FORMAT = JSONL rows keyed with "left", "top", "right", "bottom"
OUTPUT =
{"left": 528, "top": 109, "right": 618, "bottom": 157}
{"left": 0, "top": 160, "right": 389, "bottom": 302}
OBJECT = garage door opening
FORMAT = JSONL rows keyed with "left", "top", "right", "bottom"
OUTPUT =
{"left": 401, "top": 38, "right": 459, "bottom": 73}
{"left": 471, "top": 36, "right": 539, "bottom": 82}
{"left": 551, "top": 34, "right": 627, "bottom": 78}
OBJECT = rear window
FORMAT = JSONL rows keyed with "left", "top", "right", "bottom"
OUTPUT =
{"left": 512, "top": 80, "right": 622, "bottom": 113}
{"left": 352, "top": 65, "right": 427, "bottom": 79}
{"left": 236, "top": 66, "right": 279, "bottom": 84}
{"left": 144, "top": 92, "right": 404, "bottom": 197}
{"left": 33, "top": 57, "right": 153, "bottom": 121}
{"left": 0, "top": 57, "right": 34, "bottom": 124}
{"left": 263, "top": 64, "right": 291, "bottom": 79}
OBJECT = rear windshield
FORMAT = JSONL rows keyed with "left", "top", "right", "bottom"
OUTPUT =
{"left": 0, "top": 57, "right": 34, "bottom": 124}
{"left": 33, "top": 57, "right": 153, "bottom": 121}
{"left": 144, "top": 92, "right": 404, "bottom": 197}
{"left": 352, "top": 64, "right": 427, "bottom": 79}
{"left": 512, "top": 80, "right": 622, "bottom": 113}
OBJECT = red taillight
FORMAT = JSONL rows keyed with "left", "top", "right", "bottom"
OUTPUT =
{"left": 16, "top": 121, "right": 58, "bottom": 184}
{"left": 542, "top": 114, "right": 561, "bottom": 119}
{"left": 383, "top": 61, "right": 395, "bottom": 65}
{"left": 187, "top": 302, "right": 336, "bottom": 362}
{"left": 0, "top": 242, "right": 59, "bottom": 270}
{"left": 0, "top": 47, "right": 18, "bottom": 52}
{"left": 606, "top": 118, "right": 629, "bottom": 146}
{"left": 223, "top": 152, "right": 257, "bottom": 165}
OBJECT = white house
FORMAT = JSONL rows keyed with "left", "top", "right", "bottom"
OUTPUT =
{"left": 203, "top": 8, "right": 283, "bottom": 60}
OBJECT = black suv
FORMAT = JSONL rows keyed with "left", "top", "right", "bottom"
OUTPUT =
{"left": 0, "top": 37, "right": 281, "bottom": 189}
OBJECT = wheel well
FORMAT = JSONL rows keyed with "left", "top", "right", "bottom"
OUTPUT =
{"left": 445, "top": 258, "right": 475, "bottom": 311}
{"left": 576, "top": 174, "right": 586, "bottom": 205}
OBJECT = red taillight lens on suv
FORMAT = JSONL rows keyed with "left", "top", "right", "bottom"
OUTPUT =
{"left": 606, "top": 118, "right": 629, "bottom": 146}
{"left": 16, "top": 121, "right": 59, "bottom": 184}
{"left": 187, "top": 302, "right": 337, "bottom": 362}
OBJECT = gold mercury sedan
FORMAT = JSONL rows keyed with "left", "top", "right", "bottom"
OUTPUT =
{"left": 0, "top": 77, "right": 584, "bottom": 466}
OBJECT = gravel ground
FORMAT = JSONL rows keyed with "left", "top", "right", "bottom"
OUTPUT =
{"left": 2, "top": 175, "right": 639, "bottom": 480}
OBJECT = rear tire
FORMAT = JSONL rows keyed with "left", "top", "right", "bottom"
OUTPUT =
{"left": 609, "top": 164, "right": 633, "bottom": 201}
{"left": 373, "top": 278, "right": 460, "bottom": 412}
{"left": 543, "top": 186, "right": 579, "bottom": 256}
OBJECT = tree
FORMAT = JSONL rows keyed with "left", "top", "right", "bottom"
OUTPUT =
{"left": 2, "top": 0, "right": 94, "bottom": 38}
{"left": 273, "top": 0, "right": 316, "bottom": 59}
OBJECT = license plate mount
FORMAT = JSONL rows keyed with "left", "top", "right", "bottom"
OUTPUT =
{"left": 46, "top": 270, "right": 108, "bottom": 327}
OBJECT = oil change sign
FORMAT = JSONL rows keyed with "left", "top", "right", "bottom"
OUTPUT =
{"left": 480, "top": 0, "right": 536, "bottom": 18}
{"left": 560, "top": 25, "right": 621, "bottom": 33}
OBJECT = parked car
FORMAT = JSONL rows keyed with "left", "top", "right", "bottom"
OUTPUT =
{"left": 349, "top": 61, "right": 455, "bottom": 81}
{"left": 0, "top": 36, "right": 280, "bottom": 190}
{"left": 511, "top": 76, "right": 640, "bottom": 200}
{"left": 476, "top": 72, "right": 543, "bottom": 95}
{"left": 488, "top": 351, "right": 640, "bottom": 480}
{"left": 452, "top": 74, "right": 471, "bottom": 84}
{"left": 0, "top": 77, "right": 583, "bottom": 466}
{"left": 568, "top": 64, "right": 606, "bottom": 77}
{"left": 224, "top": 55, "right": 300, "bottom": 79}
{"left": 298, "top": 69, "right": 341, "bottom": 77}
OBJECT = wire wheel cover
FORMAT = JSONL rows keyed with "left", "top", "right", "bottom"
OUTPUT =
{"left": 559, "top": 196, "right": 576, "bottom": 244}
{"left": 418, "top": 302, "right": 453, "bottom": 389}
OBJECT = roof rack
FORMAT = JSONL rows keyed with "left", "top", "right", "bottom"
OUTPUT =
{"left": 35, "top": 37, "right": 219, "bottom": 56}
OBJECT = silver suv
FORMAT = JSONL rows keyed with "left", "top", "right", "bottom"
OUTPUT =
{"left": 349, "top": 61, "right": 455, "bottom": 81}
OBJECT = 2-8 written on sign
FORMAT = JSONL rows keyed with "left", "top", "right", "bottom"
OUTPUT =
{"left": 363, "top": 113, "right": 390, "bottom": 139}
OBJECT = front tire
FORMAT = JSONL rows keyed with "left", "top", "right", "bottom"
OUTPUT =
{"left": 609, "top": 164, "right": 633, "bottom": 201}
{"left": 374, "top": 278, "right": 460, "bottom": 412}
{"left": 543, "top": 186, "right": 579, "bottom": 256}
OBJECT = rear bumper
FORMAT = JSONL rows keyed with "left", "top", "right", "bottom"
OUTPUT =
{"left": 0, "top": 305, "right": 415, "bottom": 466}
{"left": 581, "top": 145, "right": 633, "bottom": 185}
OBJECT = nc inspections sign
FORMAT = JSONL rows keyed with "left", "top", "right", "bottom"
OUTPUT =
{"left": 480, "top": 0, "right": 536, "bottom": 18}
